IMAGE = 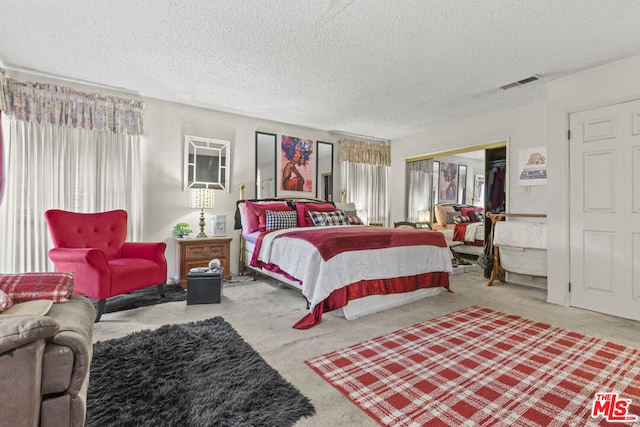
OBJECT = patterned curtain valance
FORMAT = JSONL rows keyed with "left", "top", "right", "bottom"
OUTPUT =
{"left": 339, "top": 139, "right": 391, "bottom": 166}
{"left": 0, "top": 68, "right": 144, "bottom": 135}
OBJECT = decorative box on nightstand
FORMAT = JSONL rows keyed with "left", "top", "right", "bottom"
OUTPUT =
{"left": 176, "top": 236, "right": 232, "bottom": 288}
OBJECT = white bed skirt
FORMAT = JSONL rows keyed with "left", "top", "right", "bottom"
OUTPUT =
{"left": 337, "top": 287, "right": 442, "bottom": 320}
{"left": 498, "top": 246, "right": 547, "bottom": 277}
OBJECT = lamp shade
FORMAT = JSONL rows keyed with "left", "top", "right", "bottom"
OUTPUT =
{"left": 418, "top": 210, "right": 431, "bottom": 223}
{"left": 189, "top": 188, "right": 215, "bottom": 209}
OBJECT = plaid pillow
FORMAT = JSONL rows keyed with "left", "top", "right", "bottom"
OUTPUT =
{"left": 309, "top": 210, "right": 350, "bottom": 226}
{"left": 0, "top": 272, "right": 74, "bottom": 303}
{"left": 453, "top": 215, "right": 470, "bottom": 224}
{"left": 474, "top": 211, "right": 485, "bottom": 222}
{"left": 346, "top": 214, "right": 364, "bottom": 225}
{"left": 446, "top": 211, "right": 458, "bottom": 224}
{"left": 266, "top": 210, "right": 298, "bottom": 231}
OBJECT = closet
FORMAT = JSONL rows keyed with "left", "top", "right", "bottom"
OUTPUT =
{"left": 482, "top": 146, "right": 506, "bottom": 277}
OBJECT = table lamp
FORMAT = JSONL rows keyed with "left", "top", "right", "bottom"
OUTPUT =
{"left": 189, "top": 188, "right": 215, "bottom": 238}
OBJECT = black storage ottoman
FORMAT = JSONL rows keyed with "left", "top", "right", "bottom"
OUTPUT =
{"left": 186, "top": 268, "right": 223, "bottom": 305}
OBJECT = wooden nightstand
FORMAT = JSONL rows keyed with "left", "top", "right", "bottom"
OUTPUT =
{"left": 176, "top": 237, "right": 232, "bottom": 288}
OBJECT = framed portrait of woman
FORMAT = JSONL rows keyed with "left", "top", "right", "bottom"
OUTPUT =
{"left": 439, "top": 162, "right": 458, "bottom": 202}
{"left": 279, "top": 135, "right": 314, "bottom": 196}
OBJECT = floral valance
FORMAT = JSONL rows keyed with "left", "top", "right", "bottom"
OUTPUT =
{"left": 0, "top": 68, "right": 144, "bottom": 135}
{"left": 339, "top": 139, "right": 391, "bottom": 166}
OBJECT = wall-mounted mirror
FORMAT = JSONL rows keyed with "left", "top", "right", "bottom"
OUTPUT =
{"left": 316, "top": 141, "right": 334, "bottom": 201}
{"left": 255, "top": 131, "right": 277, "bottom": 198}
{"left": 184, "top": 135, "right": 230, "bottom": 192}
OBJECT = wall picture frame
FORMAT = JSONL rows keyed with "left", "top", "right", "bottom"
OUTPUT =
{"left": 279, "top": 135, "right": 314, "bottom": 196}
{"left": 439, "top": 161, "right": 458, "bottom": 202}
{"left": 518, "top": 145, "right": 547, "bottom": 186}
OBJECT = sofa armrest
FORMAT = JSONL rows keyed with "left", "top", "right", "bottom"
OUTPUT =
{"left": 46, "top": 295, "right": 95, "bottom": 395}
{"left": 0, "top": 315, "right": 59, "bottom": 354}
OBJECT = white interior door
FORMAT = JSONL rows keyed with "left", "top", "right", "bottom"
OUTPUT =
{"left": 569, "top": 99, "right": 640, "bottom": 321}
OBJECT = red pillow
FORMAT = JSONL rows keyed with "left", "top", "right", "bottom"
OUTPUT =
{"left": 245, "top": 201, "right": 292, "bottom": 233}
{"left": 461, "top": 207, "right": 482, "bottom": 222}
{"left": 295, "top": 202, "right": 336, "bottom": 227}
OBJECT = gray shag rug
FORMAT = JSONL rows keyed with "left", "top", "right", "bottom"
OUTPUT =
{"left": 86, "top": 317, "right": 315, "bottom": 426}
{"left": 102, "top": 284, "right": 186, "bottom": 314}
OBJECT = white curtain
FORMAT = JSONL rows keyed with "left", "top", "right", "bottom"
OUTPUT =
{"left": 406, "top": 159, "right": 432, "bottom": 222}
{"left": 339, "top": 139, "right": 390, "bottom": 225}
{"left": 0, "top": 69, "right": 144, "bottom": 273}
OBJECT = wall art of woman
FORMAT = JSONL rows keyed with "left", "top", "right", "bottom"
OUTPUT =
{"left": 280, "top": 136, "right": 313, "bottom": 192}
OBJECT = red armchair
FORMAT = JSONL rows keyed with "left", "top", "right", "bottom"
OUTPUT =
{"left": 44, "top": 209, "right": 167, "bottom": 322}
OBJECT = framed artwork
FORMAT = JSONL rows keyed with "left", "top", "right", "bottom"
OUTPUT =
{"left": 457, "top": 164, "right": 467, "bottom": 204}
{"left": 279, "top": 135, "right": 313, "bottom": 194}
{"left": 518, "top": 145, "right": 547, "bottom": 186}
{"left": 439, "top": 162, "right": 458, "bottom": 202}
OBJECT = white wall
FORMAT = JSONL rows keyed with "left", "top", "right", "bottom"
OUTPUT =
{"left": 141, "top": 98, "right": 339, "bottom": 281}
{"left": 4, "top": 68, "right": 339, "bottom": 281}
{"left": 12, "top": 53, "right": 640, "bottom": 294}
{"left": 545, "top": 54, "right": 640, "bottom": 306}
{"left": 391, "top": 101, "right": 548, "bottom": 223}
{"left": 392, "top": 53, "right": 640, "bottom": 309}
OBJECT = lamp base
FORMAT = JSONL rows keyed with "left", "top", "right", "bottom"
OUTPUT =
{"left": 197, "top": 208, "right": 207, "bottom": 238}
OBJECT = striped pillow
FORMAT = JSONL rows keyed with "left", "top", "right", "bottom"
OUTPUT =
{"left": 309, "top": 210, "right": 350, "bottom": 226}
{"left": 266, "top": 210, "right": 298, "bottom": 231}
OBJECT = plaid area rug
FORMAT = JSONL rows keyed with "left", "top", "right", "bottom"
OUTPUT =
{"left": 305, "top": 306, "right": 640, "bottom": 426}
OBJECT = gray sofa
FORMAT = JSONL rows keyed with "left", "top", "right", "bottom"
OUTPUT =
{"left": 0, "top": 295, "right": 95, "bottom": 427}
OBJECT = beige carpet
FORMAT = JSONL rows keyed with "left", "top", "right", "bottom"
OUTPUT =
{"left": 93, "top": 269, "right": 640, "bottom": 426}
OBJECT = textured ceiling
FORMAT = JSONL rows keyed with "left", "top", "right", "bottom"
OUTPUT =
{"left": 1, "top": 1, "right": 640, "bottom": 140}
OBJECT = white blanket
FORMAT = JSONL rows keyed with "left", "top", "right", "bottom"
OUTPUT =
{"left": 464, "top": 222, "right": 484, "bottom": 242}
{"left": 255, "top": 226, "right": 452, "bottom": 312}
{"left": 493, "top": 221, "right": 547, "bottom": 249}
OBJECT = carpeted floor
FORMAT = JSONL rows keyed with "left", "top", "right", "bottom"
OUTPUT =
{"left": 92, "top": 269, "right": 640, "bottom": 426}
{"left": 87, "top": 316, "right": 315, "bottom": 426}
{"left": 102, "top": 284, "right": 186, "bottom": 314}
{"left": 305, "top": 305, "right": 640, "bottom": 426}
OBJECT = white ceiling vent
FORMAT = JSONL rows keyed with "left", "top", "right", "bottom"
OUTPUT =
{"left": 500, "top": 75, "right": 540, "bottom": 90}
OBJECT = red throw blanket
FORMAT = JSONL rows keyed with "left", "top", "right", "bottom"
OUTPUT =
{"left": 453, "top": 223, "right": 467, "bottom": 243}
{"left": 277, "top": 227, "right": 447, "bottom": 261}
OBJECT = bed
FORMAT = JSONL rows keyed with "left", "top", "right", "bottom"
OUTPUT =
{"left": 235, "top": 198, "right": 453, "bottom": 328}
{"left": 433, "top": 203, "right": 485, "bottom": 257}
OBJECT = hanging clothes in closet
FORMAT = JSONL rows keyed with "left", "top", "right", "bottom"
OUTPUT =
{"left": 486, "top": 163, "right": 505, "bottom": 213}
